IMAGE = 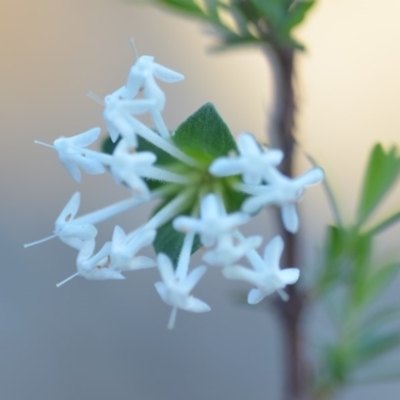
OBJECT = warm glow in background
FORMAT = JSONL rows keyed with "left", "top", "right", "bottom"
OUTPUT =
{"left": 1, "top": 0, "right": 400, "bottom": 399}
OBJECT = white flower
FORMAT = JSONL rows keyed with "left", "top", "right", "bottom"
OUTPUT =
{"left": 24, "top": 192, "right": 97, "bottom": 250}
{"left": 53, "top": 127, "right": 105, "bottom": 183}
{"left": 56, "top": 239, "right": 125, "bottom": 287}
{"left": 109, "top": 226, "right": 156, "bottom": 271}
{"left": 76, "top": 240, "right": 125, "bottom": 281}
{"left": 223, "top": 236, "right": 299, "bottom": 303}
{"left": 103, "top": 87, "right": 155, "bottom": 145}
{"left": 209, "top": 132, "right": 283, "bottom": 185}
{"left": 173, "top": 193, "right": 250, "bottom": 247}
{"left": 242, "top": 167, "right": 324, "bottom": 233}
{"left": 203, "top": 234, "right": 262, "bottom": 268}
{"left": 125, "top": 56, "right": 184, "bottom": 110}
{"left": 110, "top": 139, "right": 156, "bottom": 197}
{"left": 154, "top": 253, "right": 210, "bottom": 329}
{"left": 125, "top": 56, "right": 184, "bottom": 139}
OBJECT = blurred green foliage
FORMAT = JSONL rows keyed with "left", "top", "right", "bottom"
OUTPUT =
{"left": 143, "top": 0, "right": 316, "bottom": 50}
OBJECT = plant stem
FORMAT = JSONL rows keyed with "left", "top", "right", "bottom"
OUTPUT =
{"left": 266, "top": 44, "right": 310, "bottom": 400}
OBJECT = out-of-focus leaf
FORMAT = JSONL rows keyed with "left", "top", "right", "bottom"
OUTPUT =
{"left": 366, "top": 209, "right": 400, "bottom": 236}
{"left": 251, "top": 0, "right": 286, "bottom": 26}
{"left": 151, "top": 0, "right": 206, "bottom": 18}
{"left": 285, "top": 0, "right": 316, "bottom": 30}
{"left": 318, "top": 227, "right": 371, "bottom": 292}
{"left": 356, "top": 331, "right": 400, "bottom": 365}
{"left": 364, "top": 307, "right": 400, "bottom": 330}
{"left": 354, "top": 262, "right": 400, "bottom": 307}
{"left": 357, "top": 143, "right": 400, "bottom": 225}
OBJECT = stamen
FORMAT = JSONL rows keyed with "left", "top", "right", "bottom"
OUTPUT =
{"left": 24, "top": 234, "right": 57, "bottom": 248}
{"left": 56, "top": 272, "right": 80, "bottom": 288}
{"left": 129, "top": 37, "right": 139, "bottom": 60}
{"left": 167, "top": 307, "right": 178, "bottom": 330}
{"left": 34, "top": 140, "right": 54, "bottom": 149}
{"left": 86, "top": 91, "right": 105, "bottom": 106}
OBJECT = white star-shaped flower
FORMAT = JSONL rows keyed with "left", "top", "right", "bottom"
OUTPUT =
{"left": 103, "top": 87, "right": 155, "bottom": 145}
{"left": 223, "top": 236, "right": 299, "bottom": 303}
{"left": 242, "top": 167, "right": 324, "bottom": 233}
{"left": 209, "top": 132, "right": 283, "bottom": 185}
{"left": 110, "top": 139, "right": 156, "bottom": 197}
{"left": 202, "top": 234, "right": 262, "bottom": 268}
{"left": 125, "top": 55, "right": 184, "bottom": 110}
{"left": 76, "top": 240, "right": 125, "bottom": 281}
{"left": 125, "top": 56, "right": 184, "bottom": 138}
{"left": 52, "top": 127, "right": 105, "bottom": 183}
{"left": 154, "top": 253, "right": 210, "bottom": 329}
{"left": 173, "top": 193, "right": 250, "bottom": 247}
{"left": 56, "top": 239, "right": 125, "bottom": 287}
{"left": 109, "top": 226, "right": 156, "bottom": 271}
{"left": 24, "top": 192, "right": 97, "bottom": 250}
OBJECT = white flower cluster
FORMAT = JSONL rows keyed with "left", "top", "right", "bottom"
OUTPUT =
{"left": 26, "top": 47, "right": 323, "bottom": 329}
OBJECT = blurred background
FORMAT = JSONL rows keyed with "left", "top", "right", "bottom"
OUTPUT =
{"left": 1, "top": 0, "right": 400, "bottom": 399}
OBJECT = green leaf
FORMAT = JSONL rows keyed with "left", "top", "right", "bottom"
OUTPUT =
{"left": 251, "top": 0, "right": 286, "bottom": 26}
{"left": 364, "top": 307, "right": 400, "bottom": 331}
{"left": 285, "top": 0, "right": 316, "bottom": 30}
{"left": 152, "top": 0, "right": 206, "bottom": 18}
{"left": 357, "top": 143, "right": 400, "bottom": 225}
{"left": 173, "top": 103, "right": 237, "bottom": 165}
{"left": 101, "top": 135, "right": 118, "bottom": 155}
{"left": 356, "top": 331, "right": 400, "bottom": 365}
{"left": 153, "top": 217, "right": 201, "bottom": 266}
{"left": 356, "top": 262, "right": 400, "bottom": 306}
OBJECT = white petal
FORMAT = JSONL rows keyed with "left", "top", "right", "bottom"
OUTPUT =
{"left": 209, "top": 158, "right": 243, "bottom": 177}
{"left": 222, "top": 266, "right": 261, "bottom": 287}
{"left": 143, "top": 75, "right": 165, "bottom": 110}
{"left": 124, "top": 256, "right": 156, "bottom": 271}
{"left": 58, "top": 156, "right": 81, "bottom": 182}
{"left": 238, "top": 133, "right": 261, "bottom": 156}
{"left": 154, "top": 281, "right": 167, "bottom": 302}
{"left": 152, "top": 63, "right": 184, "bottom": 83}
{"left": 296, "top": 167, "right": 324, "bottom": 187}
{"left": 247, "top": 288, "right": 265, "bottom": 304}
{"left": 184, "top": 266, "right": 207, "bottom": 292}
{"left": 70, "top": 127, "right": 101, "bottom": 147}
{"left": 184, "top": 296, "right": 211, "bottom": 313}
{"left": 281, "top": 204, "right": 299, "bottom": 233}
{"left": 157, "top": 253, "right": 176, "bottom": 285}
{"left": 81, "top": 268, "right": 125, "bottom": 281}
{"left": 55, "top": 192, "right": 81, "bottom": 231}
{"left": 279, "top": 268, "right": 300, "bottom": 285}
{"left": 126, "top": 67, "right": 145, "bottom": 98}
{"left": 263, "top": 236, "right": 284, "bottom": 269}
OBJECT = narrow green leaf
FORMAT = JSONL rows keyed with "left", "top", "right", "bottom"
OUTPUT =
{"left": 251, "top": 0, "right": 286, "bottom": 26}
{"left": 366, "top": 209, "right": 400, "bottom": 236}
{"left": 357, "top": 143, "right": 400, "bottom": 225}
{"left": 357, "top": 262, "right": 400, "bottom": 306}
{"left": 285, "top": 0, "right": 316, "bottom": 30}
{"left": 173, "top": 103, "right": 237, "bottom": 165}
{"left": 364, "top": 307, "right": 400, "bottom": 331}
{"left": 356, "top": 331, "right": 400, "bottom": 364}
{"left": 152, "top": 0, "right": 206, "bottom": 18}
